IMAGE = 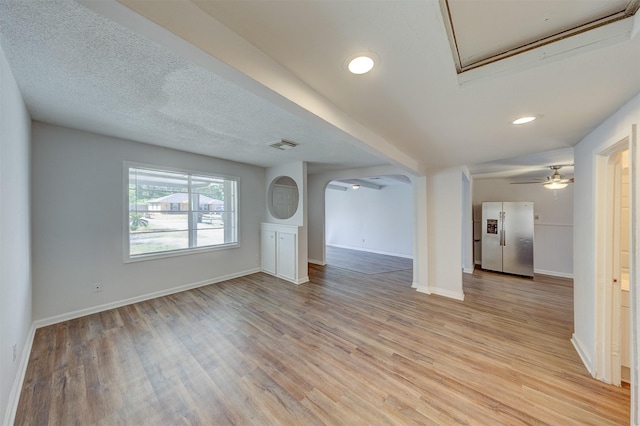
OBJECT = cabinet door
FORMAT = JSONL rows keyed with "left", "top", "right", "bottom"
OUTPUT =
{"left": 261, "top": 230, "right": 277, "bottom": 275}
{"left": 277, "top": 232, "right": 297, "bottom": 282}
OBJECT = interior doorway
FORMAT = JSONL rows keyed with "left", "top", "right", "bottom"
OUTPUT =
{"left": 323, "top": 175, "right": 414, "bottom": 271}
{"left": 594, "top": 140, "right": 631, "bottom": 390}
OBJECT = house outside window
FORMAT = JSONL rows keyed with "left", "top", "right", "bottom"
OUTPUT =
{"left": 127, "top": 164, "right": 238, "bottom": 260}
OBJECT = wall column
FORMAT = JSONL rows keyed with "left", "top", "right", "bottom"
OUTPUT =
{"left": 412, "top": 175, "right": 429, "bottom": 293}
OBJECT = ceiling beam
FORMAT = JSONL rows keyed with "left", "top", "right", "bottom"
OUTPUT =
{"left": 335, "top": 179, "right": 383, "bottom": 190}
{"left": 326, "top": 184, "right": 347, "bottom": 191}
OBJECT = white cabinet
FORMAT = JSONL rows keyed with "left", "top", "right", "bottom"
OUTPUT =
{"left": 261, "top": 223, "right": 303, "bottom": 284}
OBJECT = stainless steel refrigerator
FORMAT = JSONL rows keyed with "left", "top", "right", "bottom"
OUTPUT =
{"left": 481, "top": 201, "right": 534, "bottom": 277}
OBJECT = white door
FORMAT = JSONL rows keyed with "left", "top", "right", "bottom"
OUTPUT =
{"left": 611, "top": 155, "right": 623, "bottom": 385}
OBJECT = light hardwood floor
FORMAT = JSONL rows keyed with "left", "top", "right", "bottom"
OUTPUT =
{"left": 16, "top": 260, "right": 629, "bottom": 425}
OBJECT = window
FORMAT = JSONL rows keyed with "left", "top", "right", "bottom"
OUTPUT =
{"left": 127, "top": 165, "right": 238, "bottom": 260}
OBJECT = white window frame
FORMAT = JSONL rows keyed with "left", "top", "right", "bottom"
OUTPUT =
{"left": 124, "top": 161, "right": 239, "bottom": 263}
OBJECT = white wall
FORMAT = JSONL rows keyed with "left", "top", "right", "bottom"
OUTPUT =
{"left": 265, "top": 161, "right": 308, "bottom": 282}
{"left": 426, "top": 166, "right": 464, "bottom": 300}
{"left": 473, "top": 177, "right": 574, "bottom": 277}
{"left": 0, "top": 43, "right": 32, "bottom": 425}
{"left": 31, "top": 122, "right": 265, "bottom": 322}
{"left": 325, "top": 183, "right": 413, "bottom": 258}
{"left": 572, "top": 93, "right": 639, "bottom": 420}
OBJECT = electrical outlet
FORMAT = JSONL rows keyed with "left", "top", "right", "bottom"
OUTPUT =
{"left": 93, "top": 282, "right": 102, "bottom": 293}
{"left": 12, "top": 344, "right": 17, "bottom": 363}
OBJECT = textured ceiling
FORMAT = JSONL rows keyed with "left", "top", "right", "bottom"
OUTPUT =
{"left": 0, "top": 0, "right": 638, "bottom": 177}
{"left": 0, "top": 0, "right": 388, "bottom": 174}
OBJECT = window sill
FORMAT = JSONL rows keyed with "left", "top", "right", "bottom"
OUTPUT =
{"left": 124, "top": 242, "right": 240, "bottom": 264}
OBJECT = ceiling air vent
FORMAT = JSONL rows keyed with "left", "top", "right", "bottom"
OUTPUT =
{"left": 268, "top": 139, "right": 299, "bottom": 151}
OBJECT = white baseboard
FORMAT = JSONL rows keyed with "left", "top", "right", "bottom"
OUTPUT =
{"left": 471, "top": 264, "right": 573, "bottom": 279}
{"left": 260, "top": 269, "right": 310, "bottom": 286}
{"left": 295, "top": 276, "right": 310, "bottom": 285}
{"left": 430, "top": 287, "right": 465, "bottom": 301}
{"left": 463, "top": 266, "right": 475, "bottom": 274}
{"left": 308, "top": 259, "right": 326, "bottom": 266}
{"left": 571, "top": 333, "right": 594, "bottom": 377}
{"left": 534, "top": 269, "right": 574, "bottom": 279}
{"left": 33, "top": 268, "right": 261, "bottom": 329}
{"left": 326, "top": 243, "right": 413, "bottom": 259}
{"left": 415, "top": 286, "right": 431, "bottom": 295}
{"left": 5, "top": 323, "right": 36, "bottom": 426}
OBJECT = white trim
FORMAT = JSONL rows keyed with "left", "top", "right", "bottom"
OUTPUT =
{"left": 534, "top": 269, "right": 574, "bottom": 279}
{"left": 593, "top": 139, "right": 630, "bottom": 386}
{"left": 260, "top": 269, "right": 309, "bottom": 286}
{"left": 5, "top": 324, "right": 36, "bottom": 426}
{"left": 125, "top": 242, "right": 241, "bottom": 264}
{"left": 415, "top": 286, "right": 431, "bottom": 295}
{"left": 33, "top": 268, "right": 260, "bottom": 329}
{"left": 326, "top": 243, "right": 413, "bottom": 259}
{"left": 463, "top": 266, "right": 475, "bottom": 274}
{"left": 458, "top": 17, "right": 635, "bottom": 86}
{"left": 430, "top": 287, "right": 465, "bottom": 301}
{"left": 572, "top": 333, "right": 594, "bottom": 376}
{"left": 308, "top": 259, "right": 326, "bottom": 266}
{"left": 294, "top": 276, "right": 310, "bottom": 285}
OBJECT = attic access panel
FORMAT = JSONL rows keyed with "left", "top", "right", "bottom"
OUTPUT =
{"left": 441, "top": 0, "right": 639, "bottom": 73}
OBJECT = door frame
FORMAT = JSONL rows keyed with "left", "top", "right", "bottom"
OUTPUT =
{"left": 594, "top": 139, "right": 628, "bottom": 385}
{"left": 594, "top": 132, "right": 640, "bottom": 424}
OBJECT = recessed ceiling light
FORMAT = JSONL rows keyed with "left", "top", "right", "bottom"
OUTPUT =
{"left": 348, "top": 55, "right": 375, "bottom": 75}
{"left": 512, "top": 115, "right": 540, "bottom": 125}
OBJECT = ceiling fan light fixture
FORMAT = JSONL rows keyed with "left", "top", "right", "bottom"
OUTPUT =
{"left": 347, "top": 54, "right": 375, "bottom": 75}
{"left": 512, "top": 115, "right": 540, "bottom": 125}
{"left": 543, "top": 181, "right": 568, "bottom": 190}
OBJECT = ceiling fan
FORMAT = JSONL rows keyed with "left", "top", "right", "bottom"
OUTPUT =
{"left": 511, "top": 165, "right": 574, "bottom": 190}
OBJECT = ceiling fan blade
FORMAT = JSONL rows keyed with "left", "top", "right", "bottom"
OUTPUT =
{"left": 510, "top": 181, "right": 545, "bottom": 184}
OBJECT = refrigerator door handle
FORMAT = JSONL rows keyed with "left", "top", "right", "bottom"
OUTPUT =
{"left": 503, "top": 211, "right": 506, "bottom": 246}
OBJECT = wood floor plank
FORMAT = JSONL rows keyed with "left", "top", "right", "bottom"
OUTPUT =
{"left": 15, "top": 257, "right": 630, "bottom": 425}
